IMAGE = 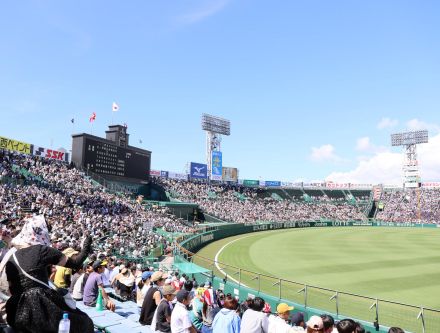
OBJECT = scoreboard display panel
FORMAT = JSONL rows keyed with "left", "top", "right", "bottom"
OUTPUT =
{"left": 84, "top": 138, "right": 149, "bottom": 180}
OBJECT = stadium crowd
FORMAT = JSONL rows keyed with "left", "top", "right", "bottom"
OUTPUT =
{"left": 156, "top": 179, "right": 367, "bottom": 223}
{"left": 376, "top": 188, "right": 440, "bottom": 223}
{"left": 0, "top": 150, "right": 194, "bottom": 258}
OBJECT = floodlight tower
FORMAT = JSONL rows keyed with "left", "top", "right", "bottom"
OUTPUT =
{"left": 391, "top": 130, "right": 429, "bottom": 188}
{"left": 201, "top": 114, "right": 231, "bottom": 181}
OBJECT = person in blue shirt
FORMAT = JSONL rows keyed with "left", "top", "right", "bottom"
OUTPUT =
{"left": 212, "top": 295, "right": 240, "bottom": 333}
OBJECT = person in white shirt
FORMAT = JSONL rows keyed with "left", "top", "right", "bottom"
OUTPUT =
{"left": 268, "top": 303, "right": 294, "bottom": 333}
{"left": 240, "top": 297, "right": 269, "bottom": 333}
{"left": 290, "top": 312, "right": 306, "bottom": 332}
{"left": 170, "top": 289, "right": 196, "bottom": 333}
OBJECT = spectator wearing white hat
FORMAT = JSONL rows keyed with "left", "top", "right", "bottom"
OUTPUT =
{"left": 307, "top": 316, "right": 324, "bottom": 333}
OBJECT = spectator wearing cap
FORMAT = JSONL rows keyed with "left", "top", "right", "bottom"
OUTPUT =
{"left": 140, "top": 271, "right": 166, "bottom": 325}
{"left": 307, "top": 316, "right": 324, "bottom": 333}
{"left": 99, "top": 255, "right": 111, "bottom": 287}
{"left": 171, "top": 289, "right": 197, "bottom": 333}
{"left": 136, "top": 270, "right": 153, "bottom": 307}
{"left": 320, "top": 315, "right": 335, "bottom": 333}
{"left": 82, "top": 260, "right": 115, "bottom": 311}
{"left": 54, "top": 247, "right": 79, "bottom": 288}
{"left": 152, "top": 285, "right": 177, "bottom": 333}
{"left": 240, "top": 297, "right": 269, "bottom": 333}
{"left": 291, "top": 312, "right": 306, "bottom": 332}
{"left": 212, "top": 295, "right": 241, "bottom": 333}
{"left": 268, "top": 303, "right": 294, "bottom": 333}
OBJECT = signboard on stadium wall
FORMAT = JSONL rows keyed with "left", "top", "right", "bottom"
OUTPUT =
{"left": 326, "top": 182, "right": 350, "bottom": 189}
{"left": 421, "top": 182, "right": 440, "bottom": 188}
{"left": 265, "top": 181, "right": 281, "bottom": 187}
{"left": 0, "top": 135, "right": 31, "bottom": 154}
{"left": 243, "top": 179, "right": 259, "bottom": 187}
{"left": 33, "top": 146, "right": 69, "bottom": 162}
{"left": 168, "top": 172, "right": 188, "bottom": 180}
{"left": 211, "top": 151, "right": 222, "bottom": 181}
{"left": 180, "top": 220, "right": 438, "bottom": 253}
{"left": 150, "top": 170, "right": 161, "bottom": 176}
{"left": 160, "top": 170, "right": 169, "bottom": 178}
{"left": 222, "top": 167, "right": 238, "bottom": 182}
{"left": 190, "top": 162, "right": 208, "bottom": 179}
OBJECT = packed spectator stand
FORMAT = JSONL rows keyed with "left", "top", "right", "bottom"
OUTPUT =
{"left": 156, "top": 178, "right": 368, "bottom": 223}
{"left": 376, "top": 188, "right": 440, "bottom": 223}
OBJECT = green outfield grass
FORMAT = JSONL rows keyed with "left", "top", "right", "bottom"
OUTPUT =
{"left": 194, "top": 227, "right": 440, "bottom": 332}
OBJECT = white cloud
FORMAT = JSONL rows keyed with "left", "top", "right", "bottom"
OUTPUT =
{"left": 326, "top": 133, "right": 440, "bottom": 184}
{"left": 310, "top": 144, "right": 341, "bottom": 162}
{"left": 355, "top": 136, "right": 388, "bottom": 154}
{"left": 406, "top": 118, "right": 440, "bottom": 133}
{"left": 356, "top": 137, "right": 371, "bottom": 151}
{"left": 377, "top": 117, "right": 398, "bottom": 130}
{"left": 180, "top": 0, "right": 230, "bottom": 24}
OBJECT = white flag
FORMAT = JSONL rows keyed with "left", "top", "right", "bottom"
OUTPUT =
{"left": 112, "top": 102, "right": 119, "bottom": 112}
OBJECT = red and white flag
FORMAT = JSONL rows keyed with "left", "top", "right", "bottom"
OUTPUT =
{"left": 112, "top": 102, "right": 119, "bottom": 112}
{"left": 89, "top": 112, "right": 96, "bottom": 122}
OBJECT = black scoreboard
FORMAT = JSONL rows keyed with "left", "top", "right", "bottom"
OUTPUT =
{"left": 83, "top": 138, "right": 149, "bottom": 181}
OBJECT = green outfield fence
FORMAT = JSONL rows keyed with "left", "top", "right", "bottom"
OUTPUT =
{"left": 174, "top": 221, "right": 440, "bottom": 333}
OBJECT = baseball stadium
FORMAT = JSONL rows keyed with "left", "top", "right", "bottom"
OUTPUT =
{"left": 2, "top": 2, "right": 440, "bottom": 333}
{"left": 0, "top": 121, "right": 439, "bottom": 333}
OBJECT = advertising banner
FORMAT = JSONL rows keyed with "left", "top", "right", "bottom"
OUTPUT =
{"left": 160, "top": 170, "right": 169, "bottom": 178}
{"left": 422, "top": 182, "right": 440, "bottom": 188}
{"left": 211, "top": 151, "right": 222, "bottom": 181}
{"left": 190, "top": 162, "right": 208, "bottom": 179}
{"left": 222, "top": 167, "right": 238, "bottom": 182}
{"left": 168, "top": 172, "right": 188, "bottom": 180}
{"left": 243, "top": 179, "right": 259, "bottom": 187}
{"left": 351, "top": 183, "right": 373, "bottom": 189}
{"left": 326, "top": 182, "right": 350, "bottom": 189}
{"left": 33, "top": 146, "right": 69, "bottom": 162}
{"left": 150, "top": 170, "right": 161, "bottom": 176}
{"left": 0, "top": 136, "right": 31, "bottom": 154}
{"left": 265, "top": 181, "right": 281, "bottom": 187}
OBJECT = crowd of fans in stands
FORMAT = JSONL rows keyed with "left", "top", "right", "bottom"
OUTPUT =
{"left": 376, "top": 188, "right": 440, "bottom": 223}
{"left": 156, "top": 179, "right": 367, "bottom": 223}
{"left": 0, "top": 150, "right": 194, "bottom": 258}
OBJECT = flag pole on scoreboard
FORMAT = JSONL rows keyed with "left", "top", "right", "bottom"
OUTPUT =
{"left": 112, "top": 102, "right": 119, "bottom": 125}
{"left": 89, "top": 112, "right": 96, "bottom": 135}
{"left": 71, "top": 117, "right": 75, "bottom": 135}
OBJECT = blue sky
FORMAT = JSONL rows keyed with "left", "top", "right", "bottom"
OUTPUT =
{"left": 1, "top": 0, "right": 440, "bottom": 183}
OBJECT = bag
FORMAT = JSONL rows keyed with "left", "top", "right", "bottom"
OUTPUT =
{"left": 12, "top": 252, "right": 76, "bottom": 310}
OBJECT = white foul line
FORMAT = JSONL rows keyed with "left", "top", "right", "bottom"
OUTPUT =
{"left": 214, "top": 234, "right": 255, "bottom": 287}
